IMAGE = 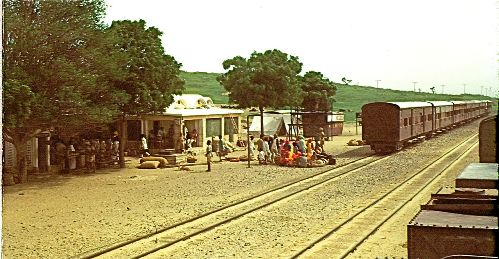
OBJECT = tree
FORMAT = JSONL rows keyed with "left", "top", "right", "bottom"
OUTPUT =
{"left": 3, "top": 0, "right": 127, "bottom": 182}
{"left": 430, "top": 86, "right": 436, "bottom": 94}
{"left": 301, "top": 71, "right": 337, "bottom": 111}
{"left": 341, "top": 77, "right": 352, "bottom": 85}
{"left": 217, "top": 49, "right": 303, "bottom": 135}
{"left": 105, "top": 20, "right": 184, "bottom": 167}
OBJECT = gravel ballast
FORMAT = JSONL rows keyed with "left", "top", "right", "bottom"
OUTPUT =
{"left": 1, "top": 121, "right": 483, "bottom": 258}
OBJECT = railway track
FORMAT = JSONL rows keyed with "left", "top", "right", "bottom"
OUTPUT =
{"left": 75, "top": 133, "right": 478, "bottom": 259}
{"left": 290, "top": 134, "right": 479, "bottom": 259}
{"left": 73, "top": 155, "right": 383, "bottom": 258}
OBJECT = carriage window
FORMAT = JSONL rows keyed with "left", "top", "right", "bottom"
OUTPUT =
{"left": 404, "top": 118, "right": 408, "bottom": 127}
{"left": 420, "top": 115, "right": 425, "bottom": 123}
{"left": 427, "top": 114, "right": 433, "bottom": 121}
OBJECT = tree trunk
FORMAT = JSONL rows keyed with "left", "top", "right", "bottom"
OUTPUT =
{"left": 14, "top": 140, "right": 28, "bottom": 183}
{"left": 119, "top": 115, "right": 126, "bottom": 168}
{"left": 3, "top": 128, "right": 41, "bottom": 183}
{"left": 259, "top": 106, "right": 264, "bottom": 137}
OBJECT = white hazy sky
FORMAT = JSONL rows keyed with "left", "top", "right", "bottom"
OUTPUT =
{"left": 104, "top": 0, "right": 498, "bottom": 96}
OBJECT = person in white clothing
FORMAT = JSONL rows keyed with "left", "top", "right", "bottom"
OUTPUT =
{"left": 140, "top": 134, "right": 150, "bottom": 157}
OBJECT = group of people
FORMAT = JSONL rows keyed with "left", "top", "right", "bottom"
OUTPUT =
{"left": 246, "top": 128, "right": 331, "bottom": 167}
{"left": 147, "top": 126, "right": 174, "bottom": 149}
{"left": 51, "top": 132, "right": 120, "bottom": 172}
{"left": 139, "top": 125, "right": 199, "bottom": 156}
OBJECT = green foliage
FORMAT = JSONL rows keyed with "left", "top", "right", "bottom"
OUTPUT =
{"left": 3, "top": 0, "right": 124, "bottom": 129}
{"left": 106, "top": 20, "right": 185, "bottom": 115}
{"left": 300, "top": 71, "right": 337, "bottom": 111}
{"left": 180, "top": 72, "right": 228, "bottom": 103}
{"left": 334, "top": 84, "right": 497, "bottom": 121}
{"left": 2, "top": 80, "right": 36, "bottom": 128}
{"left": 182, "top": 72, "right": 497, "bottom": 122}
{"left": 217, "top": 49, "right": 303, "bottom": 110}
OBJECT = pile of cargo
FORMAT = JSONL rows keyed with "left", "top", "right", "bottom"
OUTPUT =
{"left": 407, "top": 163, "right": 498, "bottom": 258}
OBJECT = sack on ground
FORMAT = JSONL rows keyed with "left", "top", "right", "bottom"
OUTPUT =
{"left": 137, "top": 161, "right": 160, "bottom": 169}
{"left": 139, "top": 157, "right": 168, "bottom": 168}
{"left": 296, "top": 156, "right": 308, "bottom": 168}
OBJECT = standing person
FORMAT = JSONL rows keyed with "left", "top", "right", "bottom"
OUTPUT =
{"left": 183, "top": 125, "right": 189, "bottom": 150}
{"left": 262, "top": 136, "right": 271, "bottom": 164}
{"left": 248, "top": 135, "right": 256, "bottom": 160}
{"left": 140, "top": 134, "right": 150, "bottom": 157}
{"left": 256, "top": 134, "right": 265, "bottom": 153}
{"left": 190, "top": 128, "right": 198, "bottom": 147}
{"left": 217, "top": 135, "right": 226, "bottom": 162}
{"left": 316, "top": 127, "right": 325, "bottom": 150}
{"left": 270, "top": 136, "right": 278, "bottom": 163}
{"left": 167, "top": 125, "right": 174, "bottom": 148}
{"left": 157, "top": 127, "right": 165, "bottom": 148}
{"left": 111, "top": 131, "right": 120, "bottom": 157}
{"left": 273, "top": 134, "right": 280, "bottom": 150}
{"left": 205, "top": 140, "right": 213, "bottom": 172}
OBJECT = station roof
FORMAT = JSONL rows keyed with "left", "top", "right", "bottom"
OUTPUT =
{"left": 162, "top": 107, "right": 243, "bottom": 117}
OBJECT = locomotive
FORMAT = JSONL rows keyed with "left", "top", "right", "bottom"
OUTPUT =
{"left": 361, "top": 100, "right": 492, "bottom": 154}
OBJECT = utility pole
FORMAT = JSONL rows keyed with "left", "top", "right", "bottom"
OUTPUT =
{"left": 376, "top": 80, "right": 381, "bottom": 88}
{"left": 463, "top": 84, "right": 466, "bottom": 94}
{"left": 441, "top": 84, "right": 445, "bottom": 94}
{"left": 412, "top": 81, "right": 417, "bottom": 92}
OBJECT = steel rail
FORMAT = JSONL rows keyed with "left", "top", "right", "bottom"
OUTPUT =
{"left": 337, "top": 141, "right": 477, "bottom": 259}
{"left": 73, "top": 154, "right": 378, "bottom": 259}
{"left": 289, "top": 133, "right": 478, "bottom": 258}
{"left": 127, "top": 156, "right": 390, "bottom": 258}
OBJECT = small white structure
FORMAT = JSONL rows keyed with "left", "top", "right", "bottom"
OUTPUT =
{"left": 248, "top": 113, "right": 291, "bottom": 136}
{"left": 124, "top": 94, "right": 244, "bottom": 153}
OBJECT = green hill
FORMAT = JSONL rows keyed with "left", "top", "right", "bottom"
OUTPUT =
{"left": 181, "top": 71, "right": 497, "bottom": 121}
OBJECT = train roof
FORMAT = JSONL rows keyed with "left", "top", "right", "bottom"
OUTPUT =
{"left": 427, "top": 101, "right": 453, "bottom": 106}
{"left": 386, "top": 101, "right": 433, "bottom": 108}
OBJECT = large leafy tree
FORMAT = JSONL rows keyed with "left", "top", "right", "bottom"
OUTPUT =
{"left": 3, "top": 0, "right": 127, "bottom": 182}
{"left": 300, "top": 71, "right": 337, "bottom": 111}
{"left": 105, "top": 20, "right": 184, "bottom": 167}
{"left": 217, "top": 49, "right": 303, "bottom": 135}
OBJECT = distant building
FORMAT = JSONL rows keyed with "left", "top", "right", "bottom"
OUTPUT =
{"left": 124, "top": 94, "right": 244, "bottom": 154}
{"left": 2, "top": 94, "right": 243, "bottom": 175}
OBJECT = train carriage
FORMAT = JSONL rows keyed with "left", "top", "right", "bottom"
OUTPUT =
{"left": 362, "top": 100, "right": 492, "bottom": 154}
{"left": 427, "top": 101, "right": 453, "bottom": 131}
{"left": 451, "top": 101, "right": 467, "bottom": 124}
{"left": 362, "top": 102, "right": 432, "bottom": 153}
{"left": 479, "top": 100, "right": 492, "bottom": 117}
{"left": 479, "top": 115, "right": 497, "bottom": 163}
{"left": 470, "top": 100, "right": 482, "bottom": 118}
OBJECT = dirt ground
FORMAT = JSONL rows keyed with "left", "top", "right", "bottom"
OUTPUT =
{"left": 1, "top": 123, "right": 377, "bottom": 258}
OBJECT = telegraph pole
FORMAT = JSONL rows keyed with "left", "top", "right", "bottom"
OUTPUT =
{"left": 441, "top": 84, "right": 445, "bottom": 94}
{"left": 412, "top": 81, "right": 417, "bottom": 92}
{"left": 463, "top": 84, "right": 466, "bottom": 94}
{"left": 376, "top": 80, "right": 381, "bottom": 88}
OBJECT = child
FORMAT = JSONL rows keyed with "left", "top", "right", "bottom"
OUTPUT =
{"left": 206, "top": 140, "right": 213, "bottom": 172}
{"left": 140, "top": 134, "right": 150, "bottom": 157}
